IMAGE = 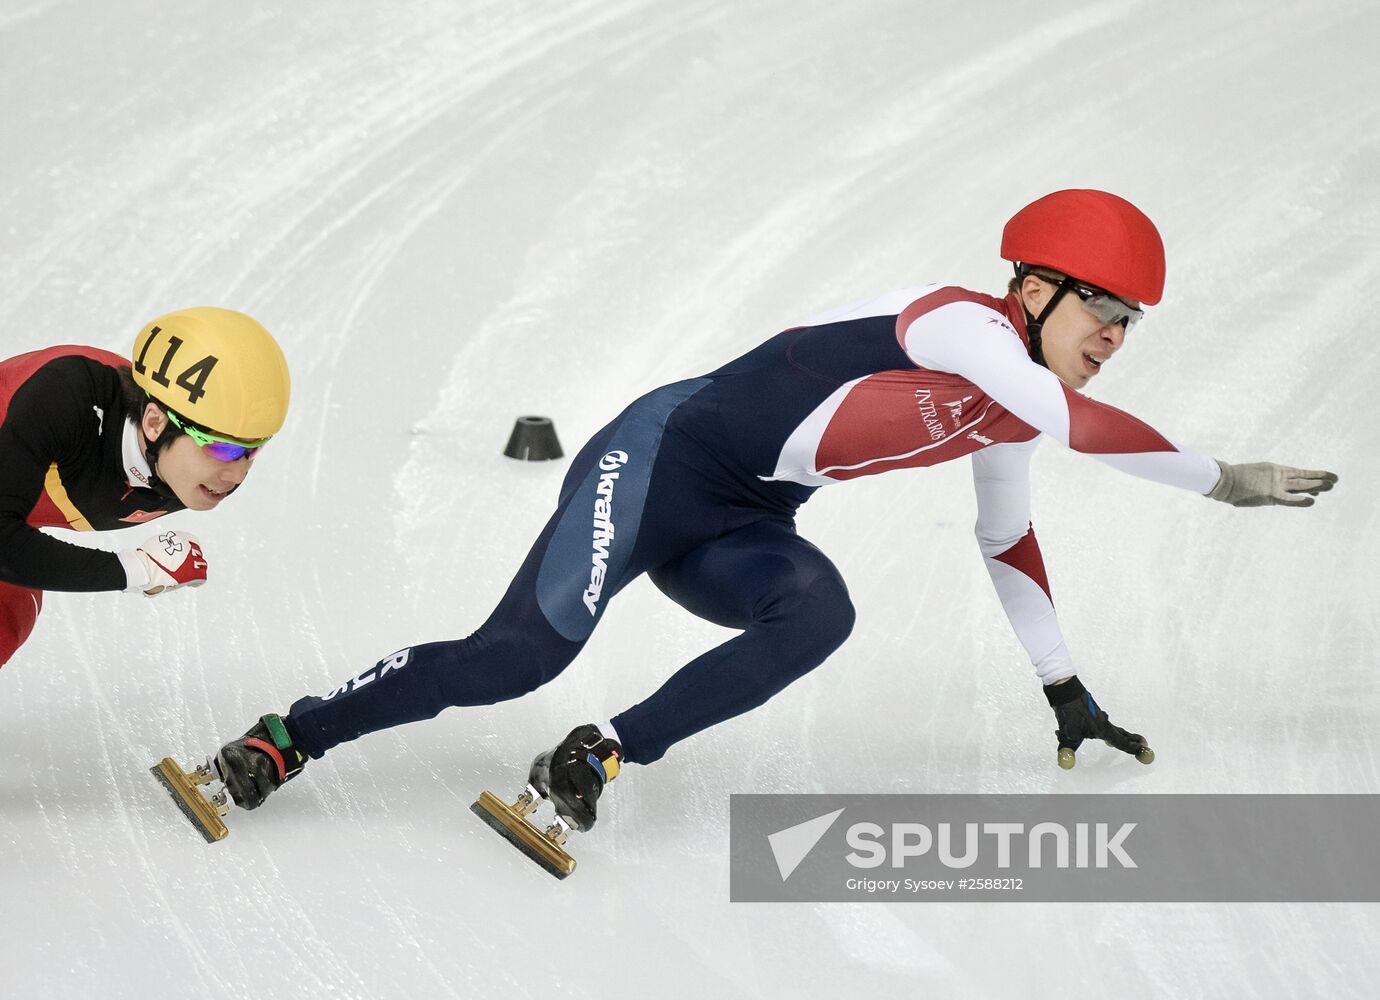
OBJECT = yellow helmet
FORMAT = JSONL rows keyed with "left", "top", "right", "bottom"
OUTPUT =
{"left": 131, "top": 307, "right": 290, "bottom": 440}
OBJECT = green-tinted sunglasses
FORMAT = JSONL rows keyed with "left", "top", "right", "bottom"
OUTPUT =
{"left": 165, "top": 409, "right": 271, "bottom": 461}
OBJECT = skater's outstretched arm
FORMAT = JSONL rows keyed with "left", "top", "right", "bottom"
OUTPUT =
{"left": 971, "top": 432, "right": 1151, "bottom": 770}
{"left": 904, "top": 300, "right": 1215, "bottom": 490}
{"left": 970, "top": 438, "right": 1072, "bottom": 683}
{"left": 903, "top": 299, "right": 1338, "bottom": 503}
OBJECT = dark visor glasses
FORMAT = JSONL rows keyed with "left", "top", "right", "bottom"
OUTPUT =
{"left": 1030, "top": 272, "right": 1144, "bottom": 329}
{"left": 165, "top": 409, "right": 270, "bottom": 462}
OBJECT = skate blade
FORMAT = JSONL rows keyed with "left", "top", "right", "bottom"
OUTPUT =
{"left": 471, "top": 790, "right": 576, "bottom": 880}
{"left": 150, "top": 758, "right": 229, "bottom": 844}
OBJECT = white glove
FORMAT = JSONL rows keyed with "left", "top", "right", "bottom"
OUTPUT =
{"left": 121, "top": 530, "right": 210, "bottom": 596}
{"left": 1207, "top": 461, "right": 1338, "bottom": 508}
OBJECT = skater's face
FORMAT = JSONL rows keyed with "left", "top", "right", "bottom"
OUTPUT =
{"left": 1019, "top": 272, "right": 1135, "bottom": 389}
{"left": 142, "top": 406, "right": 255, "bottom": 511}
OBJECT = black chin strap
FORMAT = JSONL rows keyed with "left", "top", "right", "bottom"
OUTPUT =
{"left": 1016, "top": 265, "right": 1069, "bottom": 369}
{"left": 146, "top": 463, "right": 181, "bottom": 503}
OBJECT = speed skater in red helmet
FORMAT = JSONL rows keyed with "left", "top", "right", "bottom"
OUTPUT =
{"left": 1001, "top": 188, "right": 1163, "bottom": 377}
{"left": 0, "top": 308, "right": 291, "bottom": 668}
{"left": 163, "top": 190, "right": 1337, "bottom": 862}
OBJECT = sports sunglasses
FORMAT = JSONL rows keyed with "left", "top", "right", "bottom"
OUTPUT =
{"left": 1029, "top": 272, "right": 1145, "bottom": 328}
{"left": 164, "top": 409, "right": 271, "bottom": 461}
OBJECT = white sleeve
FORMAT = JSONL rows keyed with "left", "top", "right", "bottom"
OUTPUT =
{"left": 118, "top": 549, "right": 151, "bottom": 593}
{"left": 904, "top": 300, "right": 1220, "bottom": 494}
{"left": 971, "top": 439, "right": 1075, "bottom": 684}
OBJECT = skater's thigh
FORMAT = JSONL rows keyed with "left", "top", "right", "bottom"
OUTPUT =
{"left": 0, "top": 582, "right": 42, "bottom": 667}
{"left": 648, "top": 519, "right": 846, "bottom": 630}
{"left": 527, "top": 378, "right": 716, "bottom": 644}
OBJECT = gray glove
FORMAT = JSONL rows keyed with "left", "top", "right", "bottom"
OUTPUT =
{"left": 1207, "top": 461, "right": 1338, "bottom": 507}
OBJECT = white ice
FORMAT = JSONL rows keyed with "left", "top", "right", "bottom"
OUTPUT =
{"left": 2, "top": 1, "right": 1378, "bottom": 997}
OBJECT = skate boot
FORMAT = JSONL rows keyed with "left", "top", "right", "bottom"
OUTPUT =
{"left": 471, "top": 724, "right": 623, "bottom": 879}
{"left": 215, "top": 714, "right": 308, "bottom": 809}
{"left": 528, "top": 724, "right": 622, "bottom": 832}
{"left": 150, "top": 713, "right": 306, "bottom": 843}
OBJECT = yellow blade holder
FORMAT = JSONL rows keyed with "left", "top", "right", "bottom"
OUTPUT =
{"left": 471, "top": 788, "right": 577, "bottom": 879}
{"left": 150, "top": 758, "right": 230, "bottom": 843}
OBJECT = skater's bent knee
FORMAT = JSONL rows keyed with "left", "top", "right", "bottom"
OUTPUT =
{"left": 757, "top": 569, "right": 854, "bottom": 653}
{"left": 806, "top": 575, "right": 855, "bottom": 650}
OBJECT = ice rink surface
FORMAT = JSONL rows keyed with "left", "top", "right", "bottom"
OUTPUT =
{"left": 2, "top": 1, "right": 1378, "bottom": 996}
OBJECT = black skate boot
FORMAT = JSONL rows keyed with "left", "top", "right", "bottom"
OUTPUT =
{"left": 215, "top": 714, "right": 307, "bottom": 810}
{"left": 528, "top": 724, "right": 623, "bottom": 833}
{"left": 470, "top": 723, "right": 623, "bottom": 878}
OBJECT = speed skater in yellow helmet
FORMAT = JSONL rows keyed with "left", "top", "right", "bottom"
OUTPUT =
{"left": 0, "top": 307, "right": 289, "bottom": 668}
{"left": 131, "top": 307, "right": 291, "bottom": 442}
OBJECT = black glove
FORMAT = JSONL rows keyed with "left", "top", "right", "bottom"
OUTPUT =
{"left": 1044, "top": 676, "right": 1154, "bottom": 770}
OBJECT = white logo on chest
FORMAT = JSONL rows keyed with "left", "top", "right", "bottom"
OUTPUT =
{"left": 943, "top": 395, "right": 972, "bottom": 423}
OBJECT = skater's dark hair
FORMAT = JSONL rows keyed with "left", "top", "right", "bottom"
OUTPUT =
{"left": 117, "top": 365, "right": 186, "bottom": 449}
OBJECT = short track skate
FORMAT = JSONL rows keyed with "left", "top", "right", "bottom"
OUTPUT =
{"left": 473, "top": 727, "right": 620, "bottom": 879}
{"left": 470, "top": 784, "right": 578, "bottom": 879}
{"left": 150, "top": 757, "right": 231, "bottom": 843}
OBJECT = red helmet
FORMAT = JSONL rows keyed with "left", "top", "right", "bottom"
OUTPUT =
{"left": 1001, "top": 189, "right": 1165, "bottom": 305}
